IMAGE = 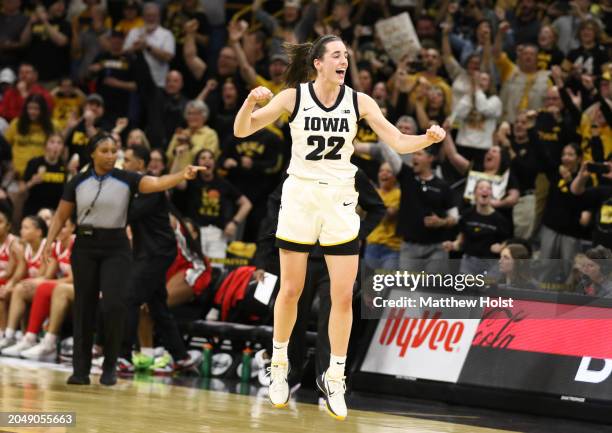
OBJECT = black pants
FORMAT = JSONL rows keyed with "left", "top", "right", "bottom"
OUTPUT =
{"left": 288, "top": 258, "right": 331, "bottom": 381}
{"left": 71, "top": 231, "right": 132, "bottom": 376}
{"left": 120, "top": 253, "right": 188, "bottom": 361}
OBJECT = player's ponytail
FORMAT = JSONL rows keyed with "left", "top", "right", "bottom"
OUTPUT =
{"left": 283, "top": 34, "right": 342, "bottom": 88}
{"left": 283, "top": 42, "right": 313, "bottom": 88}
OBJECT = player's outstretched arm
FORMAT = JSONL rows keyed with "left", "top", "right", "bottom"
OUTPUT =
{"left": 234, "top": 87, "right": 295, "bottom": 138}
{"left": 358, "top": 93, "right": 445, "bottom": 154}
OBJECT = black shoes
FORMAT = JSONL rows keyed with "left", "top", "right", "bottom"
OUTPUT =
{"left": 99, "top": 369, "right": 117, "bottom": 386}
{"left": 67, "top": 371, "right": 117, "bottom": 386}
{"left": 67, "top": 374, "right": 90, "bottom": 385}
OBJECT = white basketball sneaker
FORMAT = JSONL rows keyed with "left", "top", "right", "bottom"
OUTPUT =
{"left": 21, "top": 341, "right": 58, "bottom": 362}
{"left": 316, "top": 370, "right": 347, "bottom": 420}
{"left": 0, "top": 335, "right": 16, "bottom": 351}
{"left": 267, "top": 361, "right": 289, "bottom": 408}
{"left": 1, "top": 337, "right": 36, "bottom": 357}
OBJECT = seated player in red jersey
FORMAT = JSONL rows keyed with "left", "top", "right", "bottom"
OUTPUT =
{"left": 0, "top": 218, "right": 74, "bottom": 355}
{"left": 0, "top": 208, "right": 26, "bottom": 341}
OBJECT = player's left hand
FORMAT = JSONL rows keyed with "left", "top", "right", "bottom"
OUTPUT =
{"left": 425, "top": 125, "right": 446, "bottom": 143}
{"left": 183, "top": 165, "right": 207, "bottom": 180}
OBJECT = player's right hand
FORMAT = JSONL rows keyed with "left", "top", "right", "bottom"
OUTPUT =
{"left": 247, "top": 86, "right": 274, "bottom": 105}
{"left": 425, "top": 124, "right": 446, "bottom": 143}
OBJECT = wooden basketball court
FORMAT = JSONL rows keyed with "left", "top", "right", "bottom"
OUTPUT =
{"left": 0, "top": 360, "right": 516, "bottom": 433}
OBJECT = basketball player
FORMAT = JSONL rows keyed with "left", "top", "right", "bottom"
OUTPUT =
{"left": 234, "top": 34, "right": 445, "bottom": 420}
{"left": 0, "top": 208, "right": 25, "bottom": 340}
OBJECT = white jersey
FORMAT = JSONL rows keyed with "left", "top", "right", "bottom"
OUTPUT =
{"left": 287, "top": 82, "right": 359, "bottom": 182}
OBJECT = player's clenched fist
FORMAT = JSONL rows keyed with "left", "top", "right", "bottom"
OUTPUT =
{"left": 247, "top": 86, "right": 274, "bottom": 104}
{"left": 425, "top": 125, "right": 446, "bottom": 143}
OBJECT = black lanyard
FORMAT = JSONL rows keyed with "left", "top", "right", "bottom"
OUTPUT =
{"left": 78, "top": 176, "right": 105, "bottom": 226}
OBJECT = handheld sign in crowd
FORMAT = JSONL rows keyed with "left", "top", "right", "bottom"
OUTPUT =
{"left": 463, "top": 170, "right": 510, "bottom": 203}
{"left": 375, "top": 13, "right": 421, "bottom": 64}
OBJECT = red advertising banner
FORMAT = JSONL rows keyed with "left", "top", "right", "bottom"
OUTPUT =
{"left": 473, "top": 300, "right": 612, "bottom": 359}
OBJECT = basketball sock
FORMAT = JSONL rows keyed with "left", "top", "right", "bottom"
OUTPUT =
{"left": 328, "top": 354, "right": 346, "bottom": 378}
{"left": 26, "top": 282, "right": 54, "bottom": 334}
{"left": 4, "top": 328, "right": 15, "bottom": 339}
{"left": 24, "top": 332, "right": 37, "bottom": 343}
{"left": 141, "top": 347, "right": 155, "bottom": 357}
{"left": 271, "top": 339, "right": 289, "bottom": 363}
{"left": 42, "top": 332, "right": 57, "bottom": 347}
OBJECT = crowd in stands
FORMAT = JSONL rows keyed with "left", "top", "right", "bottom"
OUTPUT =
{"left": 0, "top": 0, "right": 610, "bottom": 370}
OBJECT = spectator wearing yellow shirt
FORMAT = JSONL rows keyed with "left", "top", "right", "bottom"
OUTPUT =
{"left": 50, "top": 78, "right": 85, "bottom": 133}
{"left": 364, "top": 162, "right": 402, "bottom": 270}
{"left": 494, "top": 21, "right": 550, "bottom": 123}
{"left": 114, "top": 1, "right": 144, "bottom": 35}
{"left": 166, "top": 100, "right": 219, "bottom": 173}
{"left": 4, "top": 94, "right": 56, "bottom": 178}
{"left": 392, "top": 49, "right": 453, "bottom": 118}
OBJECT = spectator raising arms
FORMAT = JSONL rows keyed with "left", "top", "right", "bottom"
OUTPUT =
{"left": 443, "top": 131, "right": 520, "bottom": 227}
{"left": 494, "top": 21, "right": 550, "bottom": 123}
{"left": 229, "top": 20, "right": 288, "bottom": 100}
{"left": 450, "top": 71, "right": 502, "bottom": 161}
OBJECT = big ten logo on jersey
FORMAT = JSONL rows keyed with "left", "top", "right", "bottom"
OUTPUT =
{"left": 236, "top": 141, "right": 265, "bottom": 157}
{"left": 199, "top": 188, "right": 220, "bottom": 217}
